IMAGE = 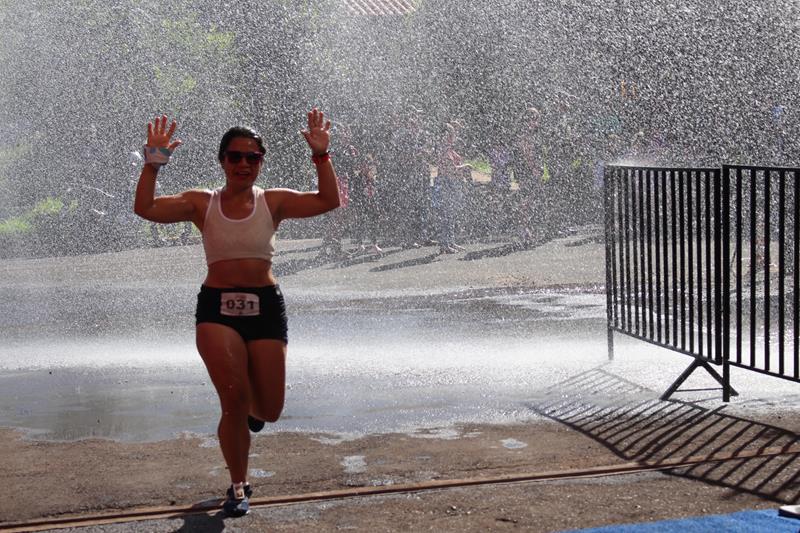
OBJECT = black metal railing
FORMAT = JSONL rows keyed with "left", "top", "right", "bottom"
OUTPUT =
{"left": 605, "top": 165, "right": 733, "bottom": 401}
{"left": 724, "top": 165, "right": 799, "bottom": 385}
{"left": 605, "top": 164, "right": 723, "bottom": 352}
{"left": 606, "top": 163, "right": 800, "bottom": 401}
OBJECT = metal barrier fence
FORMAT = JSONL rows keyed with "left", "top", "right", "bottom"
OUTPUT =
{"left": 723, "top": 165, "right": 800, "bottom": 386}
{"left": 604, "top": 165, "right": 735, "bottom": 400}
{"left": 605, "top": 164, "right": 800, "bottom": 401}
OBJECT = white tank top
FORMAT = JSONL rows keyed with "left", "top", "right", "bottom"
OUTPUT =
{"left": 202, "top": 186, "right": 276, "bottom": 265}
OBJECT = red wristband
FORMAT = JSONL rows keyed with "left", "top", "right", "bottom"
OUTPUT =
{"left": 311, "top": 152, "right": 331, "bottom": 165}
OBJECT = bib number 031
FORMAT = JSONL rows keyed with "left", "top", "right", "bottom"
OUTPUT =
{"left": 220, "top": 293, "right": 260, "bottom": 317}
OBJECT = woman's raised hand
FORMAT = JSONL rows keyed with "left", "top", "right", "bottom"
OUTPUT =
{"left": 300, "top": 108, "right": 331, "bottom": 156}
{"left": 147, "top": 115, "right": 183, "bottom": 151}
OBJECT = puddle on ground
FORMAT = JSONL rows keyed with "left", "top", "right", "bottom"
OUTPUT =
{"left": 249, "top": 469, "right": 275, "bottom": 478}
{"left": 501, "top": 438, "right": 528, "bottom": 449}
{"left": 341, "top": 455, "right": 367, "bottom": 474}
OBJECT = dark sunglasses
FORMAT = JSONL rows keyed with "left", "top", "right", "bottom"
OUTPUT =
{"left": 225, "top": 151, "right": 264, "bottom": 164}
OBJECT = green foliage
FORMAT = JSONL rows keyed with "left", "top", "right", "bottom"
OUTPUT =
{"left": 542, "top": 163, "right": 551, "bottom": 183}
{"left": 0, "top": 216, "right": 31, "bottom": 236}
{"left": 0, "top": 197, "right": 64, "bottom": 236}
{"left": 467, "top": 157, "right": 491, "bottom": 174}
{"left": 153, "top": 65, "right": 198, "bottom": 96}
{"left": 160, "top": 17, "right": 234, "bottom": 55}
{"left": 30, "top": 197, "right": 64, "bottom": 217}
{"left": 206, "top": 26, "right": 235, "bottom": 51}
{"left": 153, "top": 17, "right": 235, "bottom": 94}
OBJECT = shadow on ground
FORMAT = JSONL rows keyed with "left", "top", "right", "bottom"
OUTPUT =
{"left": 174, "top": 511, "right": 225, "bottom": 532}
{"left": 459, "top": 242, "right": 536, "bottom": 261}
{"left": 527, "top": 367, "right": 800, "bottom": 504}
{"left": 272, "top": 247, "right": 404, "bottom": 276}
{"left": 370, "top": 252, "right": 441, "bottom": 272}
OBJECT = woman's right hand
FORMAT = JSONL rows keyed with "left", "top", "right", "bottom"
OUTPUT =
{"left": 147, "top": 115, "right": 183, "bottom": 151}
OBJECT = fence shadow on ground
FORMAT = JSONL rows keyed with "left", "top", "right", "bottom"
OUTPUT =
{"left": 526, "top": 367, "right": 800, "bottom": 504}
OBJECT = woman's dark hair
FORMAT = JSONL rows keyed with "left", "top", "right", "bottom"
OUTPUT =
{"left": 218, "top": 126, "right": 266, "bottom": 162}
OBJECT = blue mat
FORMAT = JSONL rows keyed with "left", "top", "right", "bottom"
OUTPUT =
{"left": 568, "top": 509, "right": 799, "bottom": 533}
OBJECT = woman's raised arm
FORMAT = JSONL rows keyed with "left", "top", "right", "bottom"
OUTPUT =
{"left": 133, "top": 115, "right": 201, "bottom": 223}
{"left": 270, "top": 109, "right": 341, "bottom": 223}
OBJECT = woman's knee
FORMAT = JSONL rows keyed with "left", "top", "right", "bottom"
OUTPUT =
{"left": 263, "top": 402, "right": 284, "bottom": 423}
{"left": 254, "top": 393, "right": 284, "bottom": 423}
{"left": 218, "top": 385, "right": 251, "bottom": 417}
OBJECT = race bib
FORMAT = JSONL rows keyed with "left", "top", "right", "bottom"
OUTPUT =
{"left": 220, "top": 293, "right": 260, "bottom": 317}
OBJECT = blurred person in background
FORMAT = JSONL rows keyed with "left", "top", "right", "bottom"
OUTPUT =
{"left": 433, "top": 121, "right": 472, "bottom": 254}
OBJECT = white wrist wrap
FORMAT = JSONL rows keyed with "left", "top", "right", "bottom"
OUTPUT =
{"left": 143, "top": 145, "right": 172, "bottom": 166}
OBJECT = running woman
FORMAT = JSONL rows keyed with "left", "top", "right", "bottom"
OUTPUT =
{"left": 133, "top": 109, "right": 340, "bottom": 517}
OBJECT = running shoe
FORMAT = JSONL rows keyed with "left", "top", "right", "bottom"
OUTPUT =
{"left": 223, "top": 483, "right": 252, "bottom": 517}
{"left": 248, "top": 415, "right": 265, "bottom": 433}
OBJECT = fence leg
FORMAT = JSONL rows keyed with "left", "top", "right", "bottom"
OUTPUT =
{"left": 607, "top": 327, "right": 614, "bottom": 361}
{"left": 661, "top": 357, "right": 739, "bottom": 401}
{"left": 722, "top": 360, "right": 731, "bottom": 403}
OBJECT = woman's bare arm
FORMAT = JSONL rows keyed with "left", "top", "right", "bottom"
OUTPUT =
{"left": 271, "top": 109, "right": 341, "bottom": 223}
{"left": 133, "top": 115, "right": 201, "bottom": 224}
{"left": 133, "top": 163, "right": 202, "bottom": 223}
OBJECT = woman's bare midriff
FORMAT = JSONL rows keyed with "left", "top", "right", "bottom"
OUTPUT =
{"left": 203, "top": 258, "right": 277, "bottom": 288}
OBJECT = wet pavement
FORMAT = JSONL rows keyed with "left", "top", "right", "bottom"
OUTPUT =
{"left": 0, "top": 285, "right": 612, "bottom": 441}
{"left": 1, "top": 235, "right": 798, "bottom": 443}
{"left": 1, "top": 236, "right": 799, "bottom": 533}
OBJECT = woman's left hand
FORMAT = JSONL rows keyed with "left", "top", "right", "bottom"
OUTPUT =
{"left": 301, "top": 108, "right": 331, "bottom": 156}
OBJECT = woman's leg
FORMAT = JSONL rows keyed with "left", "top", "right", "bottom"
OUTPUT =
{"left": 246, "top": 339, "right": 287, "bottom": 423}
{"left": 196, "top": 323, "right": 252, "bottom": 484}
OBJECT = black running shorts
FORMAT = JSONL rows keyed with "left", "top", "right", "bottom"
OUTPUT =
{"left": 195, "top": 285, "right": 288, "bottom": 343}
